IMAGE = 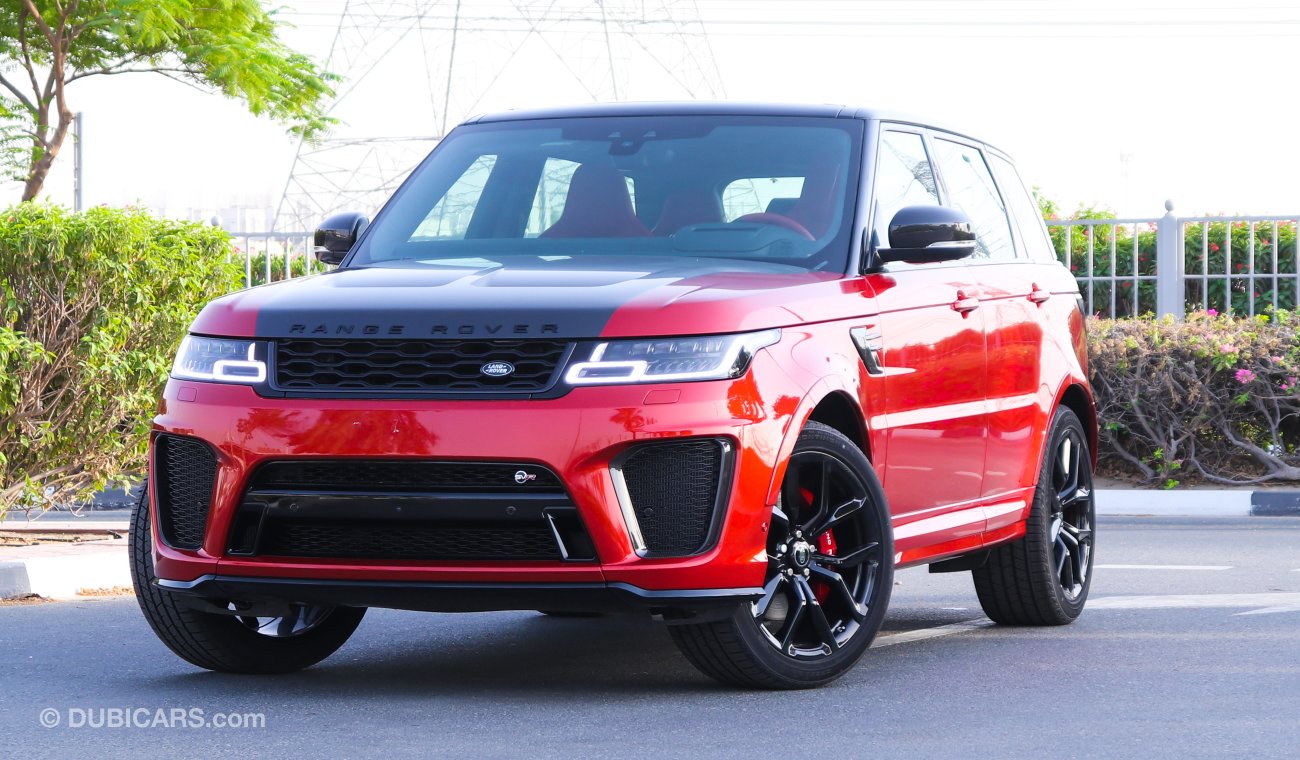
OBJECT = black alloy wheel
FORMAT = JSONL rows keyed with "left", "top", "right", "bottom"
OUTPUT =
{"left": 670, "top": 422, "right": 893, "bottom": 689}
{"left": 130, "top": 485, "right": 366, "bottom": 673}
{"left": 973, "top": 406, "right": 1095, "bottom": 625}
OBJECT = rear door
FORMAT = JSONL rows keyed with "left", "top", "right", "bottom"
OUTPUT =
{"left": 866, "top": 127, "right": 989, "bottom": 548}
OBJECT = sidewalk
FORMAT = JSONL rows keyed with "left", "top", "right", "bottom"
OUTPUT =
{"left": 1, "top": 488, "right": 1297, "bottom": 600}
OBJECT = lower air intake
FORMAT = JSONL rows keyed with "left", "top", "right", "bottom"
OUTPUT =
{"left": 153, "top": 434, "right": 218, "bottom": 551}
{"left": 617, "top": 439, "right": 730, "bottom": 556}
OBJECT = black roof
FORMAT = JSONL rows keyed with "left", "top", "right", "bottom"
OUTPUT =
{"left": 461, "top": 101, "right": 996, "bottom": 153}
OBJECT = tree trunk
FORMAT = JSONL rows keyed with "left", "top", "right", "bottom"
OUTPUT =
{"left": 21, "top": 107, "right": 72, "bottom": 203}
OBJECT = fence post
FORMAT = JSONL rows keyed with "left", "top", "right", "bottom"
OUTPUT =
{"left": 1155, "top": 199, "right": 1184, "bottom": 319}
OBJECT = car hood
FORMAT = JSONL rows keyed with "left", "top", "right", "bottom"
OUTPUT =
{"left": 190, "top": 256, "right": 871, "bottom": 339}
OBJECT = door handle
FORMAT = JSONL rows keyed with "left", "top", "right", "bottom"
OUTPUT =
{"left": 1027, "top": 284, "right": 1052, "bottom": 304}
{"left": 951, "top": 291, "right": 980, "bottom": 314}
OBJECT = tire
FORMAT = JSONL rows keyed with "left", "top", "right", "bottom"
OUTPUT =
{"left": 972, "top": 406, "right": 1095, "bottom": 625}
{"left": 129, "top": 485, "right": 365, "bottom": 673}
{"left": 669, "top": 422, "right": 894, "bottom": 689}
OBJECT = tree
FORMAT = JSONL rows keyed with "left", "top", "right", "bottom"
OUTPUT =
{"left": 0, "top": 1, "right": 335, "bottom": 201}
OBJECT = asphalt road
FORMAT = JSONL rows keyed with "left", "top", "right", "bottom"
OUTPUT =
{"left": 3, "top": 516, "right": 1298, "bottom": 759}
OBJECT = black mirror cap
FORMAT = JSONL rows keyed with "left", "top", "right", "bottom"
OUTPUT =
{"left": 876, "top": 205, "right": 977, "bottom": 265}
{"left": 314, "top": 212, "right": 369, "bottom": 266}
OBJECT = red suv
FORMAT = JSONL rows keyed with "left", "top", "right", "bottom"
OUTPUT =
{"left": 130, "top": 103, "right": 1096, "bottom": 689}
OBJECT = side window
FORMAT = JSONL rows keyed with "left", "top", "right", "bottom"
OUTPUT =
{"left": 872, "top": 131, "right": 939, "bottom": 248}
{"left": 411, "top": 155, "right": 497, "bottom": 240}
{"left": 722, "top": 176, "right": 805, "bottom": 221}
{"left": 989, "top": 155, "right": 1056, "bottom": 262}
{"left": 931, "top": 138, "right": 1017, "bottom": 261}
{"left": 524, "top": 159, "right": 636, "bottom": 236}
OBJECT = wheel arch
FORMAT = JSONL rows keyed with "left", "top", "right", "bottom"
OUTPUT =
{"left": 1056, "top": 382, "right": 1098, "bottom": 468}
{"left": 806, "top": 390, "right": 871, "bottom": 462}
{"left": 765, "top": 381, "right": 873, "bottom": 507}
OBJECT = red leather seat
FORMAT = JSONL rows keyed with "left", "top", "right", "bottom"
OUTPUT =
{"left": 652, "top": 188, "right": 725, "bottom": 236}
{"left": 540, "top": 164, "right": 650, "bottom": 238}
{"left": 786, "top": 155, "right": 844, "bottom": 238}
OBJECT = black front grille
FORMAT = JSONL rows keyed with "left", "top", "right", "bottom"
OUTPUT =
{"left": 619, "top": 440, "right": 729, "bottom": 556}
{"left": 153, "top": 435, "right": 218, "bottom": 550}
{"left": 229, "top": 459, "right": 595, "bottom": 563}
{"left": 260, "top": 522, "right": 562, "bottom": 561}
{"left": 250, "top": 460, "right": 564, "bottom": 494}
{"left": 274, "top": 339, "right": 570, "bottom": 393}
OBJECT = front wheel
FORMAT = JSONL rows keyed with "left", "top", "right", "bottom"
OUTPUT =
{"left": 670, "top": 422, "right": 894, "bottom": 689}
{"left": 129, "top": 485, "right": 365, "bottom": 673}
{"left": 972, "top": 406, "right": 1095, "bottom": 625}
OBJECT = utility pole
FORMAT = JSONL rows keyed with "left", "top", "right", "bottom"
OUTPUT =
{"left": 73, "top": 112, "right": 84, "bottom": 212}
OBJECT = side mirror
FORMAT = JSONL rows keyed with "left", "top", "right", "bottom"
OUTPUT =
{"left": 314, "top": 212, "right": 369, "bottom": 265}
{"left": 876, "top": 205, "right": 977, "bottom": 265}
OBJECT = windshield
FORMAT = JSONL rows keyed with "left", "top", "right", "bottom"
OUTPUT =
{"left": 350, "top": 115, "right": 862, "bottom": 272}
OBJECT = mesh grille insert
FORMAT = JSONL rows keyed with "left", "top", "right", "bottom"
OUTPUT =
{"left": 620, "top": 440, "right": 726, "bottom": 556}
{"left": 154, "top": 435, "right": 217, "bottom": 551}
{"left": 274, "top": 339, "right": 569, "bottom": 393}
{"left": 232, "top": 459, "right": 593, "bottom": 562}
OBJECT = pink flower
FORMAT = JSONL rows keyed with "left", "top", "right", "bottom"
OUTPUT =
{"left": 1235, "top": 368, "right": 1256, "bottom": 384}
{"left": 1220, "top": 343, "right": 1237, "bottom": 353}
{"left": 1273, "top": 356, "right": 1284, "bottom": 364}
{"left": 1206, "top": 308, "right": 1219, "bottom": 317}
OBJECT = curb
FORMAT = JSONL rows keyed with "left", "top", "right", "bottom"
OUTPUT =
{"left": 0, "top": 560, "right": 32, "bottom": 598}
{"left": 0, "top": 539, "right": 130, "bottom": 599}
{"left": 1250, "top": 492, "right": 1300, "bottom": 516}
{"left": 1097, "top": 489, "right": 1300, "bottom": 517}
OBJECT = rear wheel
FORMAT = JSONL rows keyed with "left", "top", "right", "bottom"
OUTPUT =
{"left": 670, "top": 422, "right": 893, "bottom": 689}
{"left": 972, "top": 406, "right": 1095, "bottom": 625}
{"left": 129, "top": 485, "right": 365, "bottom": 673}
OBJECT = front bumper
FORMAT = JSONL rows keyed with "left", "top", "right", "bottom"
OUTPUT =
{"left": 150, "top": 353, "right": 795, "bottom": 604}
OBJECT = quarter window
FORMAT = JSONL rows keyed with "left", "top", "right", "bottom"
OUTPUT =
{"left": 872, "top": 131, "right": 939, "bottom": 248}
{"left": 932, "top": 139, "right": 1017, "bottom": 261}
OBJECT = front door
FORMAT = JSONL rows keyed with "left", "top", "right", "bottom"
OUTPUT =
{"left": 864, "top": 128, "right": 990, "bottom": 554}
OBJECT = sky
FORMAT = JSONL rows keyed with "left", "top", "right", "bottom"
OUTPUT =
{"left": 9, "top": 0, "right": 1300, "bottom": 226}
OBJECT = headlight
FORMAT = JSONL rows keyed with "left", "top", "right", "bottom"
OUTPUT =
{"left": 171, "top": 336, "right": 267, "bottom": 384}
{"left": 564, "top": 329, "right": 780, "bottom": 385}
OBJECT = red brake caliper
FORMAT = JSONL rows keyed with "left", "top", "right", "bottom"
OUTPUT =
{"left": 801, "top": 488, "right": 837, "bottom": 603}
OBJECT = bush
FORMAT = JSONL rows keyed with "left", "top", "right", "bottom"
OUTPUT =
{"left": 1090, "top": 310, "right": 1300, "bottom": 485}
{"left": 0, "top": 205, "right": 242, "bottom": 517}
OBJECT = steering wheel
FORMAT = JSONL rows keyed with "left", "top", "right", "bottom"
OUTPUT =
{"left": 733, "top": 213, "right": 815, "bottom": 240}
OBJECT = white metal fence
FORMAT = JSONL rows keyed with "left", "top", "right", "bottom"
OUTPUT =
{"left": 227, "top": 231, "right": 318, "bottom": 289}
{"left": 1046, "top": 203, "right": 1300, "bottom": 320}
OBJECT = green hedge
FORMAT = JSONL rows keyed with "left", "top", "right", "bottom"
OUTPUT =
{"left": 1090, "top": 310, "right": 1300, "bottom": 486}
{"left": 0, "top": 205, "right": 242, "bottom": 517}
